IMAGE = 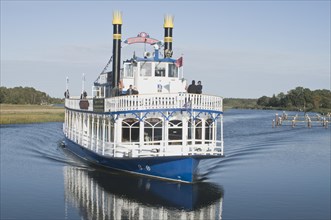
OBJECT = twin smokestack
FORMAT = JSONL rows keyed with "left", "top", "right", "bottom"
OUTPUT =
{"left": 110, "top": 11, "right": 122, "bottom": 90}
{"left": 110, "top": 12, "right": 174, "bottom": 92}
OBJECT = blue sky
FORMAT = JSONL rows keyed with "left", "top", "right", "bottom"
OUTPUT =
{"left": 1, "top": 1, "right": 330, "bottom": 98}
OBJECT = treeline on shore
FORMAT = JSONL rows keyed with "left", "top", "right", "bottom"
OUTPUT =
{"left": 256, "top": 87, "right": 331, "bottom": 113}
{"left": 224, "top": 87, "right": 331, "bottom": 114}
{"left": 0, "top": 86, "right": 63, "bottom": 105}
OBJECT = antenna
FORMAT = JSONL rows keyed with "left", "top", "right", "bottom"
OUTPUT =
{"left": 66, "top": 77, "right": 69, "bottom": 90}
{"left": 82, "top": 73, "right": 85, "bottom": 92}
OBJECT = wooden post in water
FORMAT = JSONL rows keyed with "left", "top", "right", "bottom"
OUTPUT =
{"left": 275, "top": 113, "right": 279, "bottom": 126}
{"left": 292, "top": 115, "right": 297, "bottom": 128}
{"left": 322, "top": 117, "right": 329, "bottom": 129}
{"left": 282, "top": 111, "right": 288, "bottom": 120}
{"left": 307, "top": 116, "right": 312, "bottom": 128}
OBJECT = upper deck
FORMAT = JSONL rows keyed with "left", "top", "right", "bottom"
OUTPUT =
{"left": 65, "top": 93, "right": 223, "bottom": 114}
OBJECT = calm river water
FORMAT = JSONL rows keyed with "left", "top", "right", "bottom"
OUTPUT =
{"left": 1, "top": 109, "right": 330, "bottom": 219}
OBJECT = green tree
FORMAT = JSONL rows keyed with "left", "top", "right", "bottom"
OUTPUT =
{"left": 0, "top": 86, "right": 63, "bottom": 104}
{"left": 268, "top": 94, "right": 280, "bottom": 107}
{"left": 257, "top": 96, "right": 269, "bottom": 106}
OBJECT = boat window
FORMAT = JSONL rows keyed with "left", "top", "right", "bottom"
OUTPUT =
{"left": 122, "top": 118, "right": 140, "bottom": 142}
{"left": 140, "top": 62, "right": 152, "bottom": 77}
{"left": 205, "top": 119, "right": 214, "bottom": 140}
{"left": 144, "top": 118, "right": 162, "bottom": 145}
{"left": 195, "top": 119, "right": 202, "bottom": 144}
{"left": 168, "top": 64, "right": 178, "bottom": 78}
{"left": 124, "top": 64, "right": 133, "bottom": 78}
{"left": 155, "top": 66, "right": 166, "bottom": 77}
{"left": 187, "top": 119, "right": 202, "bottom": 144}
{"left": 104, "top": 119, "right": 114, "bottom": 142}
{"left": 168, "top": 120, "right": 182, "bottom": 145}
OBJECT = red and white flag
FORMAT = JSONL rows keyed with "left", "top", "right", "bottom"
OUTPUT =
{"left": 175, "top": 57, "right": 183, "bottom": 67}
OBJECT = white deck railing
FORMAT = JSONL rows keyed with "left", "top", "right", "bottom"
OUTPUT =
{"left": 65, "top": 93, "right": 223, "bottom": 112}
{"left": 63, "top": 125, "right": 224, "bottom": 158}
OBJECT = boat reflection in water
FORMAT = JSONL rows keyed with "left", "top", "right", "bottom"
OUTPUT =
{"left": 63, "top": 166, "right": 224, "bottom": 219}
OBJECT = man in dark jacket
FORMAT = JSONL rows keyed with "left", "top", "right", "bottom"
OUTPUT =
{"left": 187, "top": 80, "right": 197, "bottom": 94}
{"left": 196, "top": 81, "right": 203, "bottom": 94}
{"left": 126, "top": 85, "right": 133, "bottom": 95}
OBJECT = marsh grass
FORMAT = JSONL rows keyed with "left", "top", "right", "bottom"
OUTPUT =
{"left": 0, "top": 104, "right": 64, "bottom": 124}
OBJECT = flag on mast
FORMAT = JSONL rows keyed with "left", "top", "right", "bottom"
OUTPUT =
{"left": 175, "top": 56, "right": 183, "bottom": 67}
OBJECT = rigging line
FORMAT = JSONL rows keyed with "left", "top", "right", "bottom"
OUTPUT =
{"left": 100, "top": 55, "right": 113, "bottom": 74}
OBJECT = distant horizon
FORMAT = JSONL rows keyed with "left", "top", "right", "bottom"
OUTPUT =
{"left": 1, "top": 1, "right": 330, "bottom": 98}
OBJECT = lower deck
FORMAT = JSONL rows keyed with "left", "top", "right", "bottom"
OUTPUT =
{"left": 63, "top": 108, "right": 223, "bottom": 158}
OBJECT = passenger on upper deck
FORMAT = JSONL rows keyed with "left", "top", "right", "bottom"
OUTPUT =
{"left": 196, "top": 81, "right": 203, "bottom": 94}
{"left": 187, "top": 80, "right": 197, "bottom": 94}
{"left": 80, "top": 91, "right": 87, "bottom": 99}
{"left": 127, "top": 85, "right": 134, "bottom": 95}
{"left": 64, "top": 89, "right": 70, "bottom": 98}
{"left": 126, "top": 85, "right": 139, "bottom": 95}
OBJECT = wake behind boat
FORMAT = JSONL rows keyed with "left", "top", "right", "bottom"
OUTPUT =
{"left": 62, "top": 11, "right": 224, "bottom": 183}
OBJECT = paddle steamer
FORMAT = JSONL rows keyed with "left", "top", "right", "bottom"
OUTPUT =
{"left": 63, "top": 12, "right": 224, "bottom": 183}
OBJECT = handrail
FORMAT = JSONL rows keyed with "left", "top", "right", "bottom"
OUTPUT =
{"left": 65, "top": 93, "right": 223, "bottom": 113}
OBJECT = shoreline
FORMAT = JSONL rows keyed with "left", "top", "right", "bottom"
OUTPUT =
{"left": 0, "top": 104, "right": 64, "bottom": 124}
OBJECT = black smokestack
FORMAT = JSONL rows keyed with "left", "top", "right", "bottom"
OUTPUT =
{"left": 164, "top": 15, "right": 174, "bottom": 58}
{"left": 110, "top": 11, "right": 122, "bottom": 92}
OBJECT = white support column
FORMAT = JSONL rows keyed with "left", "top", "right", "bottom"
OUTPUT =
{"left": 192, "top": 112, "right": 196, "bottom": 146}
{"left": 220, "top": 114, "right": 224, "bottom": 156}
{"left": 163, "top": 113, "right": 168, "bottom": 155}
{"left": 87, "top": 114, "right": 90, "bottom": 147}
{"left": 67, "top": 110, "right": 70, "bottom": 136}
{"left": 139, "top": 115, "right": 144, "bottom": 156}
{"left": 71, "top": 112, "right": 74, "bottom": 141}
{"left": 108, "top": 117, "right": 114, "bottom": 156}
{"left": 201, "top": 118, "right": 206, "bottom": 145}
{"left": 79, "top": 113, "right": 83, "bottom": 145}
{"left": 83, "top": 113, "right": 89, "bottom": 147}
{"left": 77, "top": 113, "right": 80, "bottom": 143}
{"left": 64, "top": 109, "right": 68, "bottom": 135}
{"left": 91, "top": 116, "right": 95, "bottom": 151}
{"left": 108, "top": 118, "right": 112, "bottom": 156}
{"left": 75, "top": 113, "right": 79, "bottom": 143}
{"left": 182, "top": 117, "right": 188, "bottom": 148}
{"left": 213, "top": 114, "right": 217, "bottom": 148}
{"left": 102, "top": 116, "right": 106, "bottom": 155}
{"left": 74, "top": 112, "right": 77, "bottom": 142}
{"left": 70, "top": 111, "right": 74, "bottom": 140}
{"left": 96, "top": 116, "right": 100, "bottom": 153}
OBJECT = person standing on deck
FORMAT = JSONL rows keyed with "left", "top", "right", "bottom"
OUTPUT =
{"left": 187, "top": 80, "right": 197, "bottom": 94}
{"left": 126, "top": 85, "right": 133, "bottom": 95}
{"left": 196, "top": 81, "right": 203, "bottom": 94}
